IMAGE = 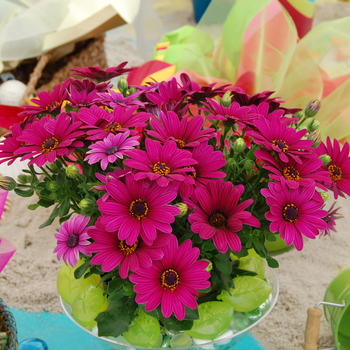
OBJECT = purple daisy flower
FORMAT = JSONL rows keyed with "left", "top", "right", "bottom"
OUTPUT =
{"left": 84, "top": 131, "right": 139, "bottom": 170}
{"left": 250, "top": 116, "right": 313, "bottom": 164}
{"left": 320, "top": 202, "right": 344, "bottom": 237}
{"left": 53, "top": 215, "right": 91, "bottom": 267}
{"left": 87, "top": 217, "right": 170, "bottom": 277}
{"left": 67, "top": 87, "right": 100, "bottom": 108}
{"left": 98, "top": 174, "right": 180, "bottom": 246}
{"left": 187, "top": 179, "right": 260, "bottom": 253}
{"left": 70, "top": 62, "right": 133, "bottom": 82}
{"left": 68, "top": 77, "right": 112, "bottom": 93}
{"left": 147, "top": 111, "right": 216, "bottom": 149}
{"left": 97, "top": 88, "right": 144, "bottom": 109}
{"left": 15, "top": 113, "right": 84, "bottom": 167}
{"left": 130, "top": 235, "right": 211, "bottom": 321}
{"left": 261, "top": 180, "right": 327, "bottom": 251}
{"left": 315, "top": 137, "right": 350, "bottom": 199}
{"left": 19, "top": 80, "right": 69, "bottom": 116}
{"left": 179, "top": 141, "right": 226, "bottom": 199}
{"left": 124, "top": 139, "right": 197, "bottom": 187}
{"left": 254, "top": 149, "right": 330, "bottom": 190}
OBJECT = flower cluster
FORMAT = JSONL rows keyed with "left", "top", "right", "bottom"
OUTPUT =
{"left": 1, "top": 64, "right": 348, "bottom": 335}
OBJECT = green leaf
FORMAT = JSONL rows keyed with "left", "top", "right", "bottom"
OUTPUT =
{"left": 213, "top": 257, "right": 232, "bottom": 275}
{"left": 107, "top": 278, "right": 124, "bottom": 295}
{"left": 57, "top": 171, "right": 66, "bottom": 187}
{"left": 96, "top": 297, "right": 138, "bottom": 338}
{"left": 198, "top": 286, "right": 211, "bottom": 294}
{"left": 214, "top": 250, "right": 231, "bottom": 260}
{"left": 74, "top": 259, "right": 91, "bottom": 279}
{"left": 231, "top": 267, "right": 258, "bottom": 277}
{"left": 217, "top": 276, "right": 273, "bottom": 312}
{"left": 266, "top": 256, "right": 279, "bottom": 268}
{"left": 239, "top": 257, "right": 265, "bottom": 279}
{"left": 265, "top": 231, "right": 277, "bottom": 242}
{"left": 158, "top": 309, "right": 194, "bottom": 331}
{"left": 28, "top": 204, "right": 39, "bottom": 210}
{"left": 14, "top": 188, "right": 34, "bottom": 197}
{"left": 210, "top": 268, "right": 234, "bottom": 292}
{"left": 231, "top": 247, "right": 249, "bottom": 259}
{"left": 58, "top": 196, "right": 70, "bottom": 217}
{"left": 37, "top": 198, "right": 55, "bottom": 208}
{"left": 39, "top": 205, "right": 59, "bottom": 228}
{"left": 184, "top": 306, "right": 199, "bottom": 320}
{"left": 139, "top": 304, "right": 159, "bottom": 319}
{"left": 59, "top": 212, "right": 74, "bottom": 225}
{"left": 108, "top": 290, "right": 126, "bottom": 302}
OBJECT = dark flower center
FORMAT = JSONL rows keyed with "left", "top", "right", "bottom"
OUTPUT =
{"left": 224, "top": 116, "right": 238, "bottom": 124}
{"left": 283, "top": 167, "right": 300, "bottom": 181}
{"left": 209, "top": 212, "right": 227, "bottom": 229}
{"left": 129, "top": 199, "right": 149, "bottom": 220}
{"left": 105, "top": 146, "right": 119, "bottom": 155}
{"left": 105, "top": 122, "right": 121, "bottom": 133}
{"left": 176, "top": 139, "right": 186, "bottom": 149}
{"left": 46, "top": 101, "right": 60, "bottom": 110}
{"left": 272, "top": 140, "right": 289, "bottom": 152}
{"left": 42, "top": 137, "right": 59, "bottom": 153}
{"left": 77, "top": 132, "right": 88, "bottom": 140}
{"left": 282, "top": 204, "right": 299, "bottom": 223}
{"left": 161, "top": 269, "right": 179, "bottom": 291}
{"left": 185, "top": 166, "right": 197, "bottom": 179}
{"left": 153, "top": 162, "right": 171, "bottom": 176}
{"left": 79, "top": 101, "right": 91, "bottom": 107}
{"left": 67, "top": 233, "right": 79, "bottom": 248}
{"left": 328, "top": 164, "right": 342, "bottom": 181}
{"left": 119, "top": 239, "right": 139, "bottom": 255}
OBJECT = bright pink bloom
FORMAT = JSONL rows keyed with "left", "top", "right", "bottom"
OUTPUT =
{"left": 147, "top": 111, "right": 216, "bottom": 149}
{"left": 15, "top": 113, "right": 84, "bottom": 167}
{"left": 97, "top": 88, "right": 144, "bottom": 109}
{"left": 98, "top": 174, "right": 180, "bottom": 246}
{"left": 188, "top": 180, "right": 260, "bottom": 253}
{"left": 87, "top": 218, "right": 170, "bottom": 277}
{"left": 124, "top": 139, "right": 197, "bottom": 187}
{"left": 70, "top": 62, "right": 133, "bottom": 82}
{"left": 179, "top": 141, "right": 226, "bottom": 199}
{"left": 261, "top": 180, "right": 327, "bottom": 251}
{"left": 320, "top": 203, "right": 343, "bottom": 237}
{"left": 250, "top": 116, "right": 313, "bottom": 164}
{"left": 130, "top": 235, "right": 211, "bottom": 320}
{"left": 68, "top": 77, "right": 112, "bottom": 93}
{"left": 85, "top": 131, "right": 139, "bottom": 170}
{"left": 315, "top": 137, "right": 350, "bottom": 199}
{"left": 67, "top": 87, "right": 100, "bottom": 108}
{"left": 254, "top": 149, "right": 330, "bottom": 190}
{"left": 53, "top": 215, "right": 91, "bottom": 267}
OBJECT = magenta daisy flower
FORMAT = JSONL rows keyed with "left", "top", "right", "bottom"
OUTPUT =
{"left": 97, "top": 88, "right": 144, "bottom": 109}
{"left": 179, "top": 141, "right": 226, "bottom": 199}
{"left": 315, "top": 137, "right": 350, "bottom": 199}
{"left": 98, "top": 174, "right": 180, "bottom": 246}
{"left": 130, "top": 235, "right": 211, "bottom": 320}
{"left": 53, "top": 215, "right": 91, "bottom": 267}
{"left": 69, "top": 77, "right": 112, "bottom": 93}
{"left": 70, "top": 62, "right": 133, "bottom": 82}
{"left": 261, "top": 180, "right": 327, "bottom": 251}
{"left": 147, "top": 111, "right": 216, "bottom": 149}
{"left": 85, "top": 131, "right": 139, "bottom": 170}
{"left": 188, "top": 180, "right": 260, "bottom": 253}
{"left": 124, "top": 139, "right": 197, "bottom": 187}
{"left": 19, "top": 80, "right": 69, "bottom": 116}
{"left": 67, "top": 87, "right": 100, "bottom": 108}
{"left": 254, "top": 149, "right": 330, "bottom": 190}
{"left": 320, "top": 202, "right": 343, "bottom": 237}
{"left": 87, "top": 218, "right": 170, "bottom": 277}
{"left": 15, "top": 113, "right": 84, "bottom": 167}
{"left": 250, "top": 116, "right": 313, "bottom": 164}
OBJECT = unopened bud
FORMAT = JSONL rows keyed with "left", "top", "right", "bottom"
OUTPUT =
{"left": 307, "top": 130, "right": 322, "bottom": 148}
{"left": 319, "top": 154, "right": 331, "bottom": 166}
{"left": 295, "top": 111, "right": 304, "bottom": 120}
{"left": 244, "top": 159, "right": 255, "bottom": 170}
{"left": 118, "top": 77, "right": 128, "bottom": 94}
{"left": 66, "top": 164, "right": 80, "bottom": 178}
{"left": 129, "top": 86, "right": 137, "bottom": 94}
{"left": 233, "top": 138, "right": 246, "bottom": 154}
{"left": 50, "top": 163, "right": 60, "bottom": 173}
{"left": 204, "top": 260, "right": 213, "bottom": 272}
{"left": 220, "top": 91, "right": 232, "bottom": 107}
{"left": 175, "top": 203, "right": 188, "bottom": 217}
{"left": 320, "top": 192, "right": 329, "bottom": 202}
{"left": 17, "top": 174, "right": 29, "bottom": 184}
{"left": 47, "top": 181, "right": 59, "bottom": 192}
{"left": 305, "top": 99, "right": 321, "bottom": 119}
{"left": 0, "top": 176, "right": 17, "bottom": 191}
{"left": 307, "top": 119, "right": 320, "bottom": 133}
{"left": 79, "top": 198, "right": 95, "bottom": 212}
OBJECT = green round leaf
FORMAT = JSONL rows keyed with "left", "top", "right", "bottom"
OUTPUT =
{"left": 239, "top": 257, "right": 265, "bottom": 279}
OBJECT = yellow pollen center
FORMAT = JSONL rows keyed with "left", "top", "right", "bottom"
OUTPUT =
{"left": 272, "top": 140, "right": 289, "bottom": 152}
{"left": 153, "top": 162, "right": 171, "bottom": 176}
{"left": 328, "top": 164, "right": 342, "bottom": 181}
{"left": 46, "top": 101, "right": 60, "bottom": 110}
{"left": 42, "top": 137, "right": 59, "bottom": 153}
{"left": 184, "top": 166, "right": 197, "bottom": 179}
{"left": 209, "top": 212, "right": 227, "bottom": 229}
{"left": 161, "top": 269, "right": 179, "bottom": 291}
{"left": 119, "top": 239, "right": 139, "bottom": 255}
{"left": 282, "top": 204, "right": 299, "bottom": 223}
{"left": 176, "top": 139, "right": 186, "bottom": 149}
{"left": 283, "top": 167, "right": 301, "bottom": 181}
{"left": 129, "top": 199, "right": 149, "bottom": 220}
{"left": 104, "top": 122, "right": 122, "bottom": 133}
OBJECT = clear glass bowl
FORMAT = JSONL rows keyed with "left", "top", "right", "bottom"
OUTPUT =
{"left": 60, "top": 266, "right": 279, "bottom": 350}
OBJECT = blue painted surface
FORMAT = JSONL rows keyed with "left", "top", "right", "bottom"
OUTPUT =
{"left": 11, "top": 308, "right": 266, "bottom": 350}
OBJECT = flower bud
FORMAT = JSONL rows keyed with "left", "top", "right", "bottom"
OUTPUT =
{"left": 129, "top": 86, "right": 137, "bottom": 94}
{"left": 50, "top": 163, "right": 60, "bottom": 173}
{"left": 175, "top": 203, "right": 188, "bottom": 217}
{"left": 66, "top": 164, "right": 80, "bottom": 178}
{"left": 17, "top": 174, "right": 29, "bottom": 184}
{"left": 47, "top": 181, "right": 59, "bottom": 192}
{"left": 0, "top": 176, "right": 17, "bottom": 191}
{"left": 118, "top": 77, "right": 128, "bottom": 94}
{"left": 320, "top": 192, "right": 329, "bottom": 202}
{"left": 307, "top": 130, "right": 321, "bottom": 148}
{"left": 244, "top": 159, "right": 255, "bottom": 170}
{"left": 204, "top": 260, "right": 213, "bottom": 272}
{"left": 79, "top": 198, "right": 96, "bottom": 212}
{"left": 305, "top": 99, "right": 321, "bottom": 119}
{"left": 319, "top": 154, "right": 331, "bottom": 166}
{"left": 233, "top": 138, "right": 246, "bottom": 153}
{"left": 295, "top": 111, "right": 304, "bottom": 120}
{"left": 307, "top": 119, "right": 320, "bottom": 133}
{"left": 220, "top": 91, "right": 232, "bottom": 107}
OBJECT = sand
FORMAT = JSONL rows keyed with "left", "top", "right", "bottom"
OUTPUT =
{"left": 1, "top": 1, "right": 350, "bottom": 349}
